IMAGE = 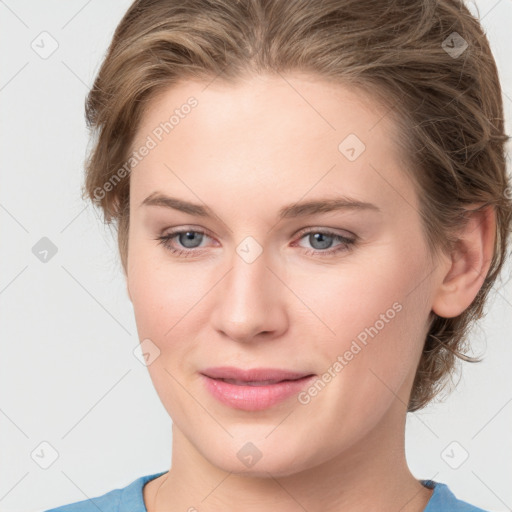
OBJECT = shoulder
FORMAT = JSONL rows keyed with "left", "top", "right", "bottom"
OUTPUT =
{"left": 42, "top": 471, "right": 167, "bottom": 512}
{"left": 422, "top": 479, "right": 490, "bottom": 512}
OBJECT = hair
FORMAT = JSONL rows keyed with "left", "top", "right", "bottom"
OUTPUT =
{"left": 83, "top": 0, "right": 511, "bottom": 412}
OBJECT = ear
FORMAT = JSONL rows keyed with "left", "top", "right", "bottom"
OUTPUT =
{"left": 431, "top": 204, "right": 496, "bottom": 318}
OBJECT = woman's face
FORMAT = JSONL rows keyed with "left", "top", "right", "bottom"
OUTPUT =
{"left": 126, "top": 73, "right": 444, "bottom": 476}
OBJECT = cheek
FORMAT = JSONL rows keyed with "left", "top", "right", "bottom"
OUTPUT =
{"left": 127, "top": 253, "right": 204, "bottom": 418}
{"left": 307, "top": 251, "right": 425, "bottom": 345}
{"left": 128, "top": 264, "right": 200, "bottom": 340}
{"left": 311, "top": 243, "right": 432, "bottom": 393}
{"left": 297, "top": 279, "right": 429, "bottom": 446}
{"left": 127, "top": 231, "right": 210, "bottom": 336}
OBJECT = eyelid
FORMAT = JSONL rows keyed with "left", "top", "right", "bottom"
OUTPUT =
{"left": 163, "top": 226, "right": 217, "bottom": 247}
{"left": 161, "top": 225, "right": 356, "bottom": 244}
{"left": 293, "top": 225, "right": 356, "bottom": 240}
{"left": 162, "top": 225, "right": 215, "bottom": 239}
{"left": 157, "top": 225, "right": 358, "bottom": 261}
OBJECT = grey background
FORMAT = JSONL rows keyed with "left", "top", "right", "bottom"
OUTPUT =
{"left": 0, "top": 1, "right": 511, "bottom": 511}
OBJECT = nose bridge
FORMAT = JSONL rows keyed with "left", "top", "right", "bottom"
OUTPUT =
{"left": 226, "top": 240, "right": 273, "bottom": 316}
{"left": 212, "top": 238, "right": 285, "bottom": 341}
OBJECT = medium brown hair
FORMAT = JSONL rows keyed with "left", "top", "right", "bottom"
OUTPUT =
{"left": 82, "top": 0, "right": 511, "bottom": 412}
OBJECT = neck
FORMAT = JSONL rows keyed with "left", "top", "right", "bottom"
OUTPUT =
{"left": 146, "top": 398, "right": 433, "bottom": 512}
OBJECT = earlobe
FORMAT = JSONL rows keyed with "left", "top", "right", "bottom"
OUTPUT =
{"left": 431, "top": 205, "right": 496, "bottom": 319}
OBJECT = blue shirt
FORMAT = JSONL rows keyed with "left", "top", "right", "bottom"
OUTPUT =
{"left": 43, "top": 472, "right": 489, "bottom": 511}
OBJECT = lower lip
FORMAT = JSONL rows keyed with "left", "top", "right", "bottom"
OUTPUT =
{"left": 201, "top": 374, "right": 316, "bottom": 411}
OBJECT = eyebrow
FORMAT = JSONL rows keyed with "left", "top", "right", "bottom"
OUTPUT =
{"left": 140, "top": 192, "right": 381, "bottom": 219}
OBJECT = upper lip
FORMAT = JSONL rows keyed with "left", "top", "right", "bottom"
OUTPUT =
{"left": 201, "top": 366, "right": 314, "bottom": 382}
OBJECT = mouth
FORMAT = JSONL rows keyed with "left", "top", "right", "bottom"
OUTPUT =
{"left": 200, "top": 367, "right": 316, "bottom": 411}
{"left": 213, "top": 378, "right": 307, "bottom": 386}
{"left": 200, "top": 366, "right": 314, "bottom": 382}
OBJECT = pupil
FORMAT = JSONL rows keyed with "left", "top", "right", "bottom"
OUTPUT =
{"left": 311, "top": 233, "right": 332, "bottom": 250}
{"left": 180, "top": 231, "right": 202, "bottom": 248}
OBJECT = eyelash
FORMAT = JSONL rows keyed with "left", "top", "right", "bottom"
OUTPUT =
{"left": 155, "top": 227, "right": 356, "bottom": 258}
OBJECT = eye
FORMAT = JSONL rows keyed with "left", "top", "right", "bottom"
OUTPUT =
{"left": 155, "top": 227, "right": 356, "bottom": 258}
{"left": 156, "top": 228, "right": 212, "bottom": 257}
{"left": 293, "top": 228, "right": 356, "bottom": 257}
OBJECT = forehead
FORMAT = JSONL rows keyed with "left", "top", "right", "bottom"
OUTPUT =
{"left": 135, "top": 72, "right": 396, "bottom": 147}
{"left": 129, "top": 73, "right": 415, "bottom": 214}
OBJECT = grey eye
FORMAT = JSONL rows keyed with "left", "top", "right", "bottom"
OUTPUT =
{"left": 178, "top": 231, "right": 204, "bottom": 248}
{"left": 306, "top": 232, "right": 335, "bottom": 250}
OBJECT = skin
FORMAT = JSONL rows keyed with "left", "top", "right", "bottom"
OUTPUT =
{"left": 124, "top": 73, "right": 495, "bottom": 511}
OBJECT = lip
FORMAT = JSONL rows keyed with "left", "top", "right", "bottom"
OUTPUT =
{"left": 200, "top": 366, "right": 316, "bottom": 411}
{"left": 201, "top": 366, "right": 312, "bottom": 382}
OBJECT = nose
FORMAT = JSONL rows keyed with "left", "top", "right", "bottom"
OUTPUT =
{"left": 210, "top": 243, "right": 288, "bottom": 343}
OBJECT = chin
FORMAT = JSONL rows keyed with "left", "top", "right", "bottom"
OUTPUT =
{"left": 201, "top": 437, "right": 314, "bottom": 479}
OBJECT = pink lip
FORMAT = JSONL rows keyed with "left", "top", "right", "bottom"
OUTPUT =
{"left": 201, "top": 366, "right": 312, "bottom": 382}
{"left": 200, "top": 366, "right": 316, "bottom": 411}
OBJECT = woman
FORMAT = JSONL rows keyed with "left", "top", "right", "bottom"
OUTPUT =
{"left": 45, "top": 0, "right": 511, "bottom": 510}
